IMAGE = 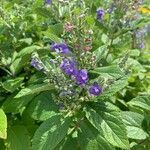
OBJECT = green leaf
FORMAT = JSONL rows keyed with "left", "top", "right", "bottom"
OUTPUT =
{"left": 2, "top": 94, "right": 35, "bottom": 114}
{"left": 126, "top": 126, "right": 148, "bottom": 140}
{"left": 126, "top": 58, "right": 146, "bottom": 72}
{"left": 85, "top": 103, "right": 129, "bottom": 149}
{"left": 0, "top": 139, "right": 5, "bottom": 150}
{"left": 27, "top": 92, "right": 58, "bottom": 121}
{"left": 35, "top": 7, "right": 53, "bottom": 18}
{"left": 10, "top": 57, "right": 23, "bottom": 75}
{"left": 42, "top": 32, "right": 62, "bottom": 43}
{"left": 61, "top": 137, "right": 78, "bottom": 150}
{"left": 131, "top": 142, "right": 149, "bottom": 150}
{"left": 85, "top": 16, "right": 95, "bottom": 26}
{"left": 91, "top": 65, "right": 124, "bottom": 78}
{"left": 49, "top": 23, "right": 63, "bottom": 36}
{"left": 15, "top": 83, "right": 53, "bottom": 98}
{"left": 55, "top": 136, "right": 78, "bottom": 150}
{"left": 121, "top": 111, "right": 144, "bottom": 127}
{"left": 17, "top": 45, "right": 41, "bottom": 57}
{"left": 19, "top": 38, "right": 33, "bottom": 45}
{"left": 93, "top": 45, "right": 108, "bottom": 62}
{"left": 0, "top": 109, "right": 7, "bottom": 139}
{"left": 121, "top": 111, "right": 148, "bottom": 140}
{"left": 5, "top": 126, "right": 31, "bottom": 150}
{"left": 32, "top": 115, "right": 72, "bottom": 150}
{"left": 100, "top": 76, "right": 128, "bottom": 99}
{"left": 127, "top": 95, "right": 150, "bottom": 112}
{"left": 129, "top": 49, "right": 140, "bottom": 57}
{"left": 2, "top": 77, "right": 24, "bottom": 92}
{"left": 78, "top": 119, "right": 115, "bottom": 150}
{"left": 101, "top": 34, "right": 109, "bottom": 44}
{"left": 133, "top": 16, "right": 150, "bottom": 28}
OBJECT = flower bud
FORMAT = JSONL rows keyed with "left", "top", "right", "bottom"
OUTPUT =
{"left": 64, "top": 22, "right": 75, "bottom": 32}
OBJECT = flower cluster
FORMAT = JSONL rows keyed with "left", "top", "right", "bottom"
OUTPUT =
{"left": 89, "top": 82, "right": 102, "bottom": 96}
{"left": 30, "top": 56, "right": 44, "bottom": 71}
{"left": 45, "top": 0, "right": 51, "bottom": 5}
{"left": 132, "top": 13, "right": 147, "bottom": 50}
{"left": 30, "top": 4, "right": 104, "bottom": 111}
{"left": 75, "top": 69, "right": 88, "bottom": 85}
{"left": 60, "top": 58, "right": 77, "bottom": 76}
{"left": 64, "top": 22, "right": 75, "bottom": 32}
{"left": 50, "top": 43, "right": 70, "bottom": 54}
{"left": 49, "top": 42, "right": 102, "bottom": 96}
{"left": 134, "top": 28, "right": 147, "bottom": 50}
{"left": 96, "top": 8, "right": 105, "bottom": 21}
{"left": 84, "top": 30, "right": 93, "bottom": 52}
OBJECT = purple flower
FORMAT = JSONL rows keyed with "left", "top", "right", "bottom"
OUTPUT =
{"left": 96, "top": 8, "right": 105, "bottom": 21}
{"left": 135, "top": 31, "right": 142, "bottom": 38}
{"left": 75, "top": 69, "right": 88, "bottom": 85}
{"left": 50, "top": 43, "right": 70, "bottom": 54}
{"left": 30, "top": 58, "right": 44, "bottom": 71}
{"left": 139, "top": 42, "right": 145, "bottom": 49}
{"left": 89, "top": 82, "right": 102, "bottom": 96}
{"left": 108, "top": 4, "right": 115, "bottom": 13}
{"left": 60, "top": 59, "right": 77, "bottom": 76}
{"left": 45, "top": 0, "right": 51, "bottom": 5}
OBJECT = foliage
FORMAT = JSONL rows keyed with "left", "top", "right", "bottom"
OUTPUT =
{"left": 0, "top": 0, "right": 150, "bottom": 150}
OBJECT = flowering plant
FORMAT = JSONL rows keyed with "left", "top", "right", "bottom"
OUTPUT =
{"left": 0, "top": 0, "right": 149, "bottom": 150}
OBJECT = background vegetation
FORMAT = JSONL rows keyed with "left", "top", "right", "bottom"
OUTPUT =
{"left": 0, "top": 0, "right": 150, "bottom": 150}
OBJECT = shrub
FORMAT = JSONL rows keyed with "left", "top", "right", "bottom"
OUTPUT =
{"left": 0, "top": 0, "right": 150, "bottom": 149}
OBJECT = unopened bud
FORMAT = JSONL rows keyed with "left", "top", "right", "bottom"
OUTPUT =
{"left": 64, "top": 22, "right": 75, "bottom": 32}
{"left": 84, "top": 46, "right": 92, "bottom": 51}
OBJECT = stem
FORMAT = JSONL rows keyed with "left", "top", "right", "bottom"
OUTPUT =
{"left": 0, "top": 66, "right": 12, "bottom": 76}
{"left": 65, "top": 111, "right": 72, "bottom": 118}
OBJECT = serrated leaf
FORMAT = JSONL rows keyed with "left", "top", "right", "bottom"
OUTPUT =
{"left": 129, "top": 49, "right": 140, "bottom": 57}
{"left": 91, "top": 65, "right": 124, "bottom": 78}
{"left": 10, "top": 57, "right": 23, "bottom": 75}
{"left": 2, "top": 77, "right": 24, "bottom": 92}
{"left": 101, "top": 34, "right": 109, "bottom": 44}
{"left": 49, "top": 23, "right": 63, "bottom": 36}
{"left": 126, "top": 126, "right": 148, "bottom": 140}
{"left": 93, "top": 45, "right": 108, "bottom": 62}
{"left": 127, "top": 95, "right": 150, "bottom": 111}
{"left": 0, "top": 109, "right": 7, "bottom": 139}
{"left": 126, "top": 58, "right": 146, "bottom": 72}
{"left": 121, "top": 111, "right": 144, "bottom": 127}
{"left": 121, "top": 111, "right": 148, "bottom": 140}
{"left": 17, "top": 45, "right": 41, "bottom": 57}
{"left": 62, "top": 138, "right": 78, "bottom": 150}
{"left": 55, "top": 136, "right": 78, "bottom": 150}
{"left": 100, "top": 76, "right": 128, "bottom": 99}
{"left": 78, "top": 119, "right": 115, "bottom": 150}
{"left": 35, "top": 7, "right": 53, "bottom": 18}
{"left": 85, "top": 103, "right": 129, "bottom": 149}
{"left": 27, "top": 92, "right": 58, "bottom": 121}
{"left": 15, "top": 83, "right": 53, "bottom": 98}
{"left": 5, "top": 126, "right": 31, "bottom": 150}
{"left": 42, "top": 32, "right": 62, "bottom": 43}
{"left": 2, "top": 94, "right": 35, "bottom": 114}
{"left": 32, "top": 115, "right": 72, "bottom": 150}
